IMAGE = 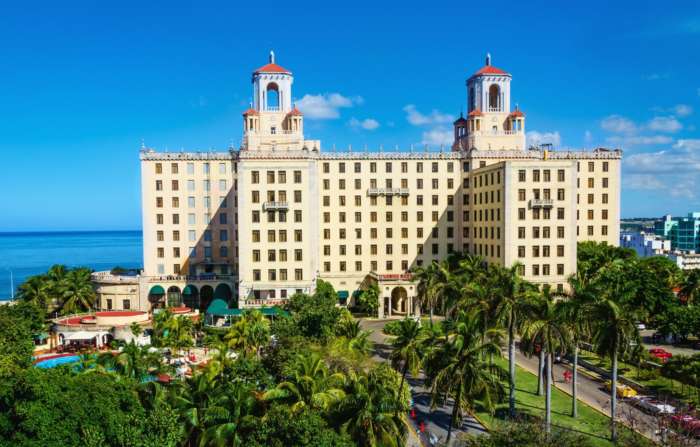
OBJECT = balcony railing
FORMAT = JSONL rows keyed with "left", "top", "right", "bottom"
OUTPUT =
{"left": 266, "top": 106, "right": 280, "bottom": 112}
{"left": 371, "top": 272, "right": 413, "bottom": 281}
{"left": 530, "top": 199, "right": 554, "bottom": 208}
{"left": 487, "top": 107, "right": 502, "bottom": 112}
{"left": 146, "top": 274, "right": 236, "bottom": 283}
{"left": 367, "top": 188, "right": 410, "bottom": 197}
{"left": 263, "top": 201, "right": 289, "bottom": 211}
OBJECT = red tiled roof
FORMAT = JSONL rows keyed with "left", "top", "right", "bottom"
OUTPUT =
{"left": 254, "top": 63, "right": 291, "bottom": 74}
{"left": 471, "top": 65, "right": 509, "bottom": 77}
{"left": 468, "top": 109, "right": 483, "bottom": 117}
{"left": 242, "top": 108, "right": 258, "bottom": 116}
{"left": 287, "top": 107, "right": 303, "bottom": 116}
{"left": 509, "top": 109, "right": 525, "bottom": 117}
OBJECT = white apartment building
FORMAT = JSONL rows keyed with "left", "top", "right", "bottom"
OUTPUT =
{"left": 94, "top": 52, "right": 622, "bottom": 318}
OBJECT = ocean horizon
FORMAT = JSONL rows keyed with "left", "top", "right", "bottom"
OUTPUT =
{"left": 0, "top": 230, "right": 142, "bottom": 301}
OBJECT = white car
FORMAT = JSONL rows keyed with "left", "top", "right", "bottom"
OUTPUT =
{"left": 631, "top": 395, "right": 676, "bottom": 415}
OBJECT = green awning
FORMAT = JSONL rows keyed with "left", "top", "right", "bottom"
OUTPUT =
{"left": 337, "top": 291, "right": 349, "bottom": 299}
{"left": 352, "top": 290, "right": 362, "bottom": 298}
{"left": 206, "top": 299, "right": 242, "bottom": 316}
{"left": 33, "top": 333, "right": 49, "bottom": 340}
{"left": 183, "top": 285, "right": 196, "bottom": 295}
{"left": 149, "top": 285, "right": 165, "bottom": 295}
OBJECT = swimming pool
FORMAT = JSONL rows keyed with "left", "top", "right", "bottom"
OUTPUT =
{"left": 34, "top": 354, "right": 81, "bottom": 369}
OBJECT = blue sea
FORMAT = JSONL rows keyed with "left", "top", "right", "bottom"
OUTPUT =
{"left": 0, "top": 231, "right": 142, "bottom": 301}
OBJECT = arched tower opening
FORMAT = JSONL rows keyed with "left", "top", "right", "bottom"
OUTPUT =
{"left": 266, "top": 82, "right": 280, "bottom": 111}
{"left": 488, "top": 84, "right": 501, "bottom": 112}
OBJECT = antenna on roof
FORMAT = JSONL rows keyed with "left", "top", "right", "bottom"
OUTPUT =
{"left": 485, "top": 52, "right": 491, "bottom": 66}
{"left": 141, "top": 139, "right": 145, "bottom": 149}
{"left": 269, "top": 50, "right": 275, "bottom": 64}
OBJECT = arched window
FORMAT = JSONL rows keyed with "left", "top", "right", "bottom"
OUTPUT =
{"left": 266, "top": 83, "right": 280, "bottom": 111}
{"left": 488, "top": 84, "right": 500, "bottom": 111}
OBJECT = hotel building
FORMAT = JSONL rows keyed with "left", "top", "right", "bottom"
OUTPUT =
{"left": 94, "top": 52, "right": 622, "bottom": 318}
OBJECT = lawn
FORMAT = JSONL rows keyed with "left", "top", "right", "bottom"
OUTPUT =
{"left": 474, "top": 358, "right": 642, "bottom": 447}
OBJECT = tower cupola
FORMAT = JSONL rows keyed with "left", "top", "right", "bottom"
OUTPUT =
{"left": 252, "top": 51, "right": 293, "bottom": 112}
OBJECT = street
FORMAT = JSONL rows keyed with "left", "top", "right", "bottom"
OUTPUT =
{"left": 360, "top": 318, "right": 487, "bottom": 446}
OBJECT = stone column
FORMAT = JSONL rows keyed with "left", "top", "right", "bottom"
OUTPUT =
{"left": 387, "top": 297, "right": 392, "bottom": 318}
{"left": 378, "top": 296, "right": 384, "bottom": 319}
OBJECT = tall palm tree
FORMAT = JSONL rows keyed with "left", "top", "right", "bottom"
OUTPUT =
{"left": 425, "top": 311, "right": 505, "bottom": 444}
{"left": 589, "top": 280, "right": 639, "bottom": 442}
{"left": 97, "top": 341, "right": 163, "bottom": 381}
{"left": 263, "top": 353, "right": 345, "bottom": 413}
{"left": 559, "top": 273, "right": 596, "bottom": 418}
{"left": 164, "top": 314, "right": 195, "bottom": 356}
{"left": 389, "top": 318, "right": 424, "bottom": 411}
{"left": 338, "top": 368, "right": 408, "bottom": 447}
{"left": 492, "top": 262, "right": 535, "bottom": 418}
{"left": 17, "top": 275, "right": 50, "bottom": 310}
{"left": 680, "top": 269, "right": 700, "bottom": 304}
{"left": 521, "top": 286, "right": 571, "bottom": 433}
{"left": 59, "top": 268, "right": 96, "bottom": 314}
{"left": 170, "top": 371, "right": 222, "bottom": 446}
{"left": 412, "top": 262, "right": 439, "bottom": 326}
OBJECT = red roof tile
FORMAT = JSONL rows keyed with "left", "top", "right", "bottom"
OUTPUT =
{"left": 468, "top": 109, "right": 483, "bottom": 117}
{"left": 471, "top": 65, "right": 509, "bottom": 77}
{"left": 242, "top": 108, "right": 258, "bottom": 116}
{"left": 254, "top": 63, "right": 291, "bottom": 74}
{"left": 509, "top": 109, "right": 525, "bottom": 117}
{"left": 287, "top": 107, "right": 303, "bottom": 116}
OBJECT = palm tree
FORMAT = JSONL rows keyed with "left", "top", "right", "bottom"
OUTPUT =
{"left": 225, "top": 310, "right": 270, "bottom": 359}
{"left": 170, "top": 371, "right": 221, "bottom": 445}
{"left": 425, "top": 311, "right": 505, "bottom": 444}
{"left": 59, "top": 268, "right": 96, "bottom": 314}
{"left": 521, "top": 286, "right": 571, "bottom": 434}
{"left": 164, "top": 314, "right": 194, "bottom": 356}
{"left": 17, "top": 275, "right": 50, "bottom": 310}
{"left": 389, "top": 318, "right": 424, "bottom": 411}
{"left": 492, "top": 262, "right": 535, "bottom": 418}
{"left": 338, "top": 367, "right": 408, "bottom": 447}
{"left": 589, "top": 279, "right": 639, "bottom": 442}
{"left": 559, "top": 273, "right": 596, "bottom": 418}
{"left": 263, "top": 353, "right": 345, "bottom": 413}
{"left": 198, "top": 382, "right": 258, "bottom": 447}
{"left": 97, "top": 341, "right": 162, "bottom": 381}
{"left": 412, "top": 261, "right": 440, "bottom": 326}
{"left": 680, "top": 269, "right": 700, "bottom": 304}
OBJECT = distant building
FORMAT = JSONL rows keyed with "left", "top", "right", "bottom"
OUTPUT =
{"left": 669, "top": 252, "right": 700, "bottom": 270}
{"left": 655, "top": 213, "right": 700, "bottom": 252}
{"left": 620, "top": 231, "right": 671, "bottom": 257}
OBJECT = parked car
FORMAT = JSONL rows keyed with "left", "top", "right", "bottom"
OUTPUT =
{"left": 649, "top": 348, "right": 673, "bottom": 362}
{"left": 605, "top": 381, "right": 638, "bottom": 398}
{"left": 630, "top": 395, "right": 676, "bottom": 415}
{"left": 670, "top": 414, "right": 700, "bottom": 437}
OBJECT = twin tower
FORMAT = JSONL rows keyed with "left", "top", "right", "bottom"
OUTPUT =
{"left": 241, "top": 52, "right": 526, "bottom": 152}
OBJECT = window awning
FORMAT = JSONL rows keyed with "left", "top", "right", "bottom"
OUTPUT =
{"left": 183, "top": 285, "right": 197, "bottom": 295}
{"left": 337, "top": 291, "right": 349, "bottom": 299}
{"left": 149, "top": 285, "right": 165, "bottom": 295}
{"left": 206, "top": 299, "right": 241, "bottom": 316}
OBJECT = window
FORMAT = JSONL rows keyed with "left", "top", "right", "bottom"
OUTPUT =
{"left": 155, "top": 163, "right": 162, "bottom": 174}
{"left": 518, "top": 227, "right": 526, "bottom": 239}
{"left": 295, "top": 269, "right": 303, "bottom": 281}
{"left": 294, "top": 190, "right": 302, "bottom": 202}
{"left": 518, "top": 170, "right": 526, "bottom": 181}
{"left": 294, "top": 250, "right": 302, "bottom": 261}
{"left": 294, "top": 170, "right": 302, "bottom": 183}
{"left": 252, "top": 230, "right": 260, "bottom": 242}
{"left": 518, "top": 189, "right": 526, "bottom": 201}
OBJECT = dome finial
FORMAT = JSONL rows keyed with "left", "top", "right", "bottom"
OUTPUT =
{"left": 485, "top": 52, "right": 491, "bottom": 66}
{"left": 269, "top": 50, "right": 275, "bottom": 64}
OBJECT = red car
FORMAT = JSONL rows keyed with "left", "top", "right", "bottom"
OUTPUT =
{"left": 670, "top": 414, "right": 700, "bottom": 437}
{"left": 649, "top": 348, "right": 673, "bottom": 362}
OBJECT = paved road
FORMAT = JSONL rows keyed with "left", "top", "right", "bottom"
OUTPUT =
{"left": 360, "top": 318, "right": 487, "bottom": 446}
{"left": 513, "top": 346, "right": 670, "bottom": 444}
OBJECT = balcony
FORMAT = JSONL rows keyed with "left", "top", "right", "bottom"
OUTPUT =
{"left": 245, "top": 298, "right": 289, "bottom": 307}
{"left": 530, "top": 199, "right": 554, "bottom": 208}
{"left": 367, "top": 188, "right": 410, "bottom": 197}
{"left": 263, "top": 201, "right": 289, "bottom": 211}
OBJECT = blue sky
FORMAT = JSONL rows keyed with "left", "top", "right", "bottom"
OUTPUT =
{"left": 1, "top": 1, "right": 699, "bottom": 231}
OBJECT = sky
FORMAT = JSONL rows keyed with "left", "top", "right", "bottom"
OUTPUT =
{"left": 1, "top": 1, "right": 699, "bottom": 231}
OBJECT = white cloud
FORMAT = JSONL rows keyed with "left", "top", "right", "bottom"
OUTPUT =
{"left": 526, "top": 131, "right": 561, "bottom": 148}
{"left": 623, "top": 174, "right": 665, "bottom": 190}
{"left": 348, "top": 117, "right": 380, "bottom": 130}
{"left": 403, "top": 104, "right": 454, "bottom": 126}
{"left": 420, "top": 127, "right": 453, "bottom": 146}
{"left": 297, "top": 93, "right": 363, "bottom": 119}
{"left": 647, "top": 116, "right": 682, "bottom": 133}
{"left": 601, "top": 115, "right": 637, "bottom": 134}
{"left": 623, "top": 139, "right": 700, "bottom": 198}
{"left": 673, "top": 104, "right": 693, "bottom": 117}
{"left": 606, "top": 135, "right": 673, "bottom": 147}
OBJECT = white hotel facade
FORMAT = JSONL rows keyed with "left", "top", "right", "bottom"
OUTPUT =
{"left": 93, "top": 53, "right": 621, "bottom": 318}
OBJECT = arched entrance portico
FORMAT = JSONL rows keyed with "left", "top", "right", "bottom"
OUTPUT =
{"left": 182, "top": 285, "right": 199, "bottom": 310}
{"left": 391, "top": 287, "right": 408, "bottom": 315}
{"left": 200, "top": 285, "right": 214, "bottom": 314}
{"left": 148, "top": 285, "right": 166, "bottom": 310}
{"left": 167, "top": 286, "right": 182, "bottom": 307}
